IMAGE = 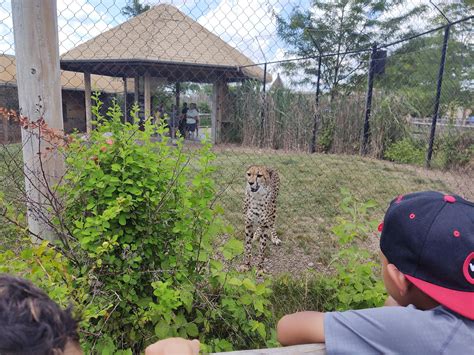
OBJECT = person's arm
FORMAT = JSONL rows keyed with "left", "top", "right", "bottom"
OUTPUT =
{"left": 145, "top": 338, "right": 200, "bottom": 355}
{"left": 277, "top": 311, "right": 325, "bottom": 346}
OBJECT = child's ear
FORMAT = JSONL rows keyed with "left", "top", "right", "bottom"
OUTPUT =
{"left": 386, "top": 263, "right": 410, "bottom": 297}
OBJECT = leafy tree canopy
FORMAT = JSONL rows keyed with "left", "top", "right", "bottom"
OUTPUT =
{"left": 276, "top": 0, "right": 427, "bottom": 94}
{"left": 121, "top": 0, "right": 151, "bottom": 18}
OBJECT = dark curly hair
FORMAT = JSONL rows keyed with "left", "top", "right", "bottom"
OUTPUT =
{"left": 0, "top": 274, "right": 80, "bottom": 355}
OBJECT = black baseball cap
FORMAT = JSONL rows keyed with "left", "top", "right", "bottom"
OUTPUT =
{"left": 379, "top": 191, "right": 474, "bottom": 319}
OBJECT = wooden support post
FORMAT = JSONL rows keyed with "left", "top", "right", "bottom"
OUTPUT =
{"left": 134, "top": 76, "right": 140, "bottom": 104}
{"left": 144, "top": 72, "right": 151, "bottom": 119}
{"left": 211, "top": 81, "right": 219, "bottom": 144}
{"left": 12, "top": 0, "right": 64, "bottom": 241}
{"left": 123, "top": 77, "right": 128, "bottom": 123}
{"left": 211, "top": 78, "right": 228, "bottom": 144}
{"left": 84, "top": 71, "right": 92, "bottom": 133}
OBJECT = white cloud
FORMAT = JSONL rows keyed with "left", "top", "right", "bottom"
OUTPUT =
{"left": 197, "top": 0, "right": 282, "bottom": 64}
{"left": 0, "top": 0, "right": 119, "bottom": 55}
{"left": 57, "top": 0, "right": 115, "bottom": 53}
{"left": 0, "top": 3, "right": 13, "bottom": 54}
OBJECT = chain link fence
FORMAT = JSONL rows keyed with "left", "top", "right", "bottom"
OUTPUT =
{"left": 0, "top": 0, "right": 472, "bottom": 274}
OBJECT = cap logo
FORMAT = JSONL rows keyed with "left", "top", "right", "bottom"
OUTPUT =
{"left": 463, "top": 252, "right": 474, "bottom": 285}
{"left": 378, "top": 222, "right": 384, "bottom": 232}
{"left": 444, "top": 195, "right": 456, "bottom": 203}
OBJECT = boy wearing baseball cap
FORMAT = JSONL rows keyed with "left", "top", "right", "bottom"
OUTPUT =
{"left": 277, "top": 191, "right": 474, "bottom": 353}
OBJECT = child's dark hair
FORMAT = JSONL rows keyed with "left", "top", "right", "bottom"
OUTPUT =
{"left": 0, "top": 274, "right": 79, "bottom": 354}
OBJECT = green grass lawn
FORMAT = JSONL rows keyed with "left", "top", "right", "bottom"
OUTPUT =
{"left": 1, "top": 142, "right": 471, "bottom": 275}
{"left": 210, "top": 146, "right": 472, "bottom": 274}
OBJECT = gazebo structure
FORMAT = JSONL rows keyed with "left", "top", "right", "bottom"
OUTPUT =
{"left": 60, "top": 4, "right": 270, "bottom": 143}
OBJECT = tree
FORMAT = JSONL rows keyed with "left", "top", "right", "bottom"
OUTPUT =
{"left": 378, "top": 1, "right": 473, "bottom": 117}
{"left": 275, "top": 0, "right": 427, "bottom": 97}
{"left": 121, "top": 0, "right": 151, "bottom": 18}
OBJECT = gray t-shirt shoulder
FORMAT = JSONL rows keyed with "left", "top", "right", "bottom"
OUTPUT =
{"left": 324, "top": 305, "right": 474, "bottom": 354}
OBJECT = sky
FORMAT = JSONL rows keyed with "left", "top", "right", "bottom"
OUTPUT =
{"left": 0, "top": 0, "right": 296, "bottom": 59}
{"left": 0, "top": 0, "right": 469, "bottom": 87}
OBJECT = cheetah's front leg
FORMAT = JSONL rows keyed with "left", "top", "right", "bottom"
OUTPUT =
{"left": 270, "top": 227, "right": 281, "bottom": 245}
{"left": 239, "top": 222, "right": 254, "bottom": 272}
{"left": 256, "top": 228, "right": 268, "bottom": 275}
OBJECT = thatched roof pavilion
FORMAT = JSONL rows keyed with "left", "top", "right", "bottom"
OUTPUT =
{"left": 60, "top": 4, "right": 270, "bottom": 141}
{"left": 0, "top": 54, "right": 127, "bottom": 93}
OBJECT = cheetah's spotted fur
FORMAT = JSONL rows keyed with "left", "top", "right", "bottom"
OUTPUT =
{"left": 241, "top": 165, "right": 281, "bottom": 273}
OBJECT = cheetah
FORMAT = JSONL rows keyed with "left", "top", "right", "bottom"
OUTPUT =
{"left": 241, "top": 165, "right": 281, "bottom": 273}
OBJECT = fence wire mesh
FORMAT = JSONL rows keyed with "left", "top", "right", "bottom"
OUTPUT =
{"left": 0, "top": 0, "right": 472, "bottom": 274}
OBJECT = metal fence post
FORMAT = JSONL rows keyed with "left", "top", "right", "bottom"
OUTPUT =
{"left": 259, "top": 62, "right": 267, "bottom": 148}
{"left": 310, "top": 55, "right": 322, "bottom": 153}
{"left": 426, "top": 25, "right": 451, "bottom": 168}
{"left": 362, "top": 43, "right": 377, "bottom": 155}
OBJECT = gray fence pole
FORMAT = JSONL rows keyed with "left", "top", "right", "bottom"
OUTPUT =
{"left": 426, "top": 25, "right": 450, "bottom": 168}
{"left": 362, "top": 44, "right": 377, "bottom": 155}
{"left": 259, "top": 62, "right": 267, "bottom": 148}
{"left": 310, "top": 55, "right": 322, "bottom": 153}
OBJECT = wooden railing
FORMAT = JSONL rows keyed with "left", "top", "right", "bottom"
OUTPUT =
{"left": 212, "top": 344, "right": 326, "bottom": 355}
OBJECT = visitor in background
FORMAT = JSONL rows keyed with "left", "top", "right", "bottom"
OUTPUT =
{"left": 186, "top": 103, "right": 199, "bottom": 140}
{"left": 179, "top": 102, "right": 188, "bottom": 138}
{"left": 168, "top": 104, "right": 179, "bottom": 139}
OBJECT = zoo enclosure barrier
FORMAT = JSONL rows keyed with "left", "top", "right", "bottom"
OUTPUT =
{"left": 0, "top": 0, "right": 473, "bottom": 273}
{"left": 0, "top": 1, "right": 472, "bottom": 352}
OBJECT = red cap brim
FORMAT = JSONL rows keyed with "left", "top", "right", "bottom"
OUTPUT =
{"left": 405, "top": 274, "right": 474, "bottom": 320}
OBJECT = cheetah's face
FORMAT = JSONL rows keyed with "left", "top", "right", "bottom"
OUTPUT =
{"left": 246, "top": 166, "right": 270, "bottom": 193}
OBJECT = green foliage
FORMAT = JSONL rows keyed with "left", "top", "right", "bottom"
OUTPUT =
{"left": 381, "top": 32, "right": 473, "bottom": 117}
{"left": 271, "top": 190, "right": 385, "bottom": 318}
{"left": 0, "top": 96, "right": 275, "bottom": 353}
{"left": 317, "top": 115, "right": 335, "bottom": 153}
{"left": 331, "top": 188, "right": 378, "bottom": 244}
{"left": 384, "top": 138, "right": 425, "bottom": 165}
{"left": 0, "top": 240, "right": 75, "bottom": 309}
{"left": 370, "top": 94, "right": 411, "bottom": 158}
{"left": 197, "top": 102, "right": 211, "bottom": 114}
{"left": 276, "top": 0, "right": 426, "bottom": 93}
{"left": 327, "top": 190, "right": 385, "bottom": 309}
{"left": 55, "top": 95, "right": 274, "bottom": 352}
{"left": 121, "top": 0, "right": 150, "bottom": 18}
{"left": 438, "top": 127, "right": 473, "bottom": 170}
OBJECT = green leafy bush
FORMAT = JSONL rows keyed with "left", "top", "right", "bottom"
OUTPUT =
{"left": 0, "top": 96, "right": 275, "bottom": 353}
{"left": 324, "top": 191, "right": 385, "bottom": 310}
{"left": 384, "top": 137, "right": 425, "bottom": 165}
{"left": 438, "top": 128, "right": 473, "bottom": 170}
{"left": 271, "top": 190, "right": 385, "bottom": 317}
{"left": 317, "top": 117, "right": 336, "bottom": 153}
{"left": 370, "top": 94, "right": 411, "bottom": 158}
